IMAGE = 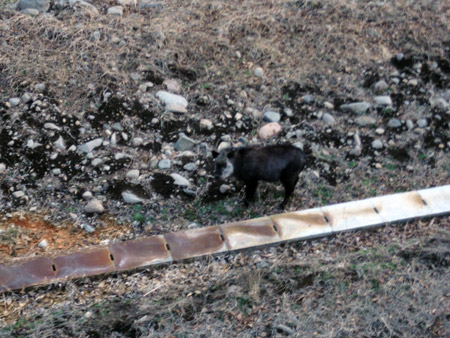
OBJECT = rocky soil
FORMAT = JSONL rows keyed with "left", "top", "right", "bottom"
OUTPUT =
{"left": 0, "top": 0, "right": 449, "bottom": 336}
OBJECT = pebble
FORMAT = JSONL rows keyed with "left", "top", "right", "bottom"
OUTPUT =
{"left": 132, "top": 137, "right": 143, "bottom": 147}
{"left": 258, "top": 122, "right": 282, "bottom": 140}
{"left": 283, "top": 108, "right": 294, "bottom": 117}
{"left": 301, "top": 94, "right": 314, "bottom": 104}
{"left": 78, "top": 138, "right": 103, "bottom": 153}
{"left": 166, "top": 104, "right": 187, "bottom": 114}
{"left": 355, "top": 116, "right": 376, "bottom": 127}
{"left": 126, "top": 169, "right": 140, "bottom": 179}
{"left": 82, "top": 191, "right": 93, "bottom": 200}
{"left": 406, "top": 119, "right": 414, "bottom": 130}
{"left": 374, "top": 80, "right": 388, "bottom": 93}
{"left": 322, "top": 113, "right": 335, "bottom": 126}
{"left": 158, "top": 159, "right": 171, "bottom": 169}
{"left": 21, "top": 93, "right": 32, "bottom": 103}
{"left": 374, "top": 96, "right": 392, "bottom": 107}
{"left": 53, "top": 136, "right": 66, "bottom": 151}
{"left": 84, "top": 199, "right": 104, "bottom": 213}
{"left": 371, "top": 139, "right": 383, "bottom": 149}
{"left": 387, "top": 118, "right": 402, "bottom": 128}
{"left": 254, "top": 67, "right": 264, "bottom": 78}
{"left": 170, "top": 173, "right": 191, "bottom": 187}
{"left": 183, "top": 162, "right": 197, "bottom": 171}
{"left": 91, "top": 158, "right": 103, "bottom": 166}
{"left": 174, "top": 133, "right": 196, "bottom": 151}
{"left": 375, "top": 128, "right": 385, "bottom": 135}
{"left": 219, "top": 184, "right": 231, "bottom": 194}
{"left": 122, "top": 191, "right": 145, "bottom": 204}
{"left": 44, "top": 122, "right": 61, "bottom": 131}
{"left": 8, "top": 98, "right": 20, "bottom": 107}
{"left": 83, "top": 224, "right": 95, "bottom": 233}
{"left": 12, "top": 191, "right": 25, "bottom": 198}
{"left": 200, "top": 119, "right": 213, "bottom": 130}
{"left": 38, "top": 239, "right": 48, "bottom": 249}
{"left": 163, "top": 79, "right": 181, "bottom": 94}
{"left": 107, "top": 6, "right": 123, "bottom": 15}
{"left": 34, "top": 83, "right": 45, "bottom": 92}
{"left": 156, "top": 91, "right": 188, "bottom": 108}
{"left": 263, "top": 111, "right": 281, "bottom": 123}
{"left": 417, "top": 119, "right": 427, "bottom": 128}
{"left": 324, "top": 101, "right": 334, "bottom": 110}
{"left": 218, "top": 141, "right": 231, "bottom": 152}
{"left": 0, "top": 163, "right": 5, "bottom": 174}
{"left": 340, "top": 102, "right": 371, "bottom": 114}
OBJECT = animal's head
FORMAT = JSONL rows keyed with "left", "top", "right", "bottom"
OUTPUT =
{"left": 212, "top": 148, "right": 235, "bottom": 179}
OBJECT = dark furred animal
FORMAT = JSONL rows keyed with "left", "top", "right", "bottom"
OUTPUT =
{"left": 213, "top": 144, "right": 306, "bottom": 209}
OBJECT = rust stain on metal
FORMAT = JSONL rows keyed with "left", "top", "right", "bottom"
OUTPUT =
{"left": 109, "top": 235, "right": 171, "bottom": 271}
{"left": 53, "top": 247, "right": 115, "bottom": 279}
{"left": 163, "top": 226, "right": 226, "bottom": 261}
{"left": 219, "top": 217, "right": 280, "bottom": 250}
{"left": 0, "top": 257, "right": 55, "bottom": 291}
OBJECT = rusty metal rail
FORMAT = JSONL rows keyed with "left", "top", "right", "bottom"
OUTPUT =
{"left": 1, "top": 185, "right": 449, "bottom": 292}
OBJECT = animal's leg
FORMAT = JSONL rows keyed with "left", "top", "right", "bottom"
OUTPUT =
{"left": 244, "top": 180, "right": 258, "bottom": 206}
{"left": 280, "top": 173, "right": 299, "bottom": 209}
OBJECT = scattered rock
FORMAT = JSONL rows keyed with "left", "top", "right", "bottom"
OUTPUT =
{"left": 163, "top": 79, "right": 181, "bottom": 94}
{"left": 34, "top": 83, "right": 45, "bottom": 92}
{"left": 53, "top": 136, "right": 66, "bottom": 151}
{"left": 355, "top": 116, "right": 376, "bottom": 127}
{"left": 174, "top": 134, "right": 196, "bottom": 151}
{"left": 158, "top": 159, "right": 171, "bottom": 169}
{"left": 8, "top": 98, "right": 20, "bottom": 107}
{"left": 156, "top": 91, "right": 188, "bottom": 108}
{"left": 78, "top": 138, "right": 103, "bottom": 153}
{"left": 126, "top": 169, "right": 140, "bottom": 179}
{"left": 263, "top": 111, "right": 281, "bottom": 123}
{"left": 21, "top": 93, "right": 32, "bottom": 103}
{"left": 132, "top": 137, "right": 143, "bottom": 147}
{"left": 38, "top": 239, "right": 48, "bottom": 249}
{"left": 84, "top": 199, "right": 104, "bottom": 213}
{"left": 374, "top": 80, "right": 388, "bottom": 93}
{"left": 0, "top": 163, "right": 6, "bottom": 174}
{"left": 183, "top": 163, "right": 197, "bottom": 171}
{"left": 122, "top": 191, "right": 146, "bottom": 204}
{"left": 43, "top": 123, "right": 61, "bottom": 131}
{"left": 200, "top": 119, "right": 213, "bottom": 130}
{"left": 387, "top": 118, "right": 402, "bottom": 128}
{"left": 406, "top": 119, "right": 414, "bottom": 130}
{"left": 83, "top": 224, "right": 95, "bottom": 233}
{"left": 170, "top": 173, "right": 191, "bottom": 187}
{"left": 12, "top": 191, "right": 25, "bottom": 198}
{"left": 301, "top": 94, "right": 314, "bottom": 104}
{"left": 82, "top": 191, "right": 93, "bottom": 200}
{"left": 218, "top": 141, "right": 231, "bottom": 151}
{"left": 375, "top": 128, "right": 385, "bottom": 135}
{"left": 417, "top": 119, "right": 427, "bottom": 128}
{"left": 107, "top": 6, "right": 123, "bottom": 15}
{"left": 254, "top": 67, "right": 264, "bottom": 78}
{"left": 219, "top": 184, "right": 231, "bottom": 194}
{"left": 374, "top": 95, "right": 392, "bottom": 107}
{"left": 324, "top": 101, "right": 334, "bottom": 110}
{"left": 258, "top": 122, "right": 281, "bottom": 140}
{"left": 371, "top": 139, "right": 383, "bottom": 149}
{"left": 340, "top": 102, "right": 371, "bottom": 114}
{"left": 322, "top": 113, "right": 335, "bottom": 126}
{"left": 17, "top": 0, "right": 49, "bottom": 12}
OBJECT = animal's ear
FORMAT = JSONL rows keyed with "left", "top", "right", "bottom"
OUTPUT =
{"left": 227, "top": 150, "right": 235, "bottom": 159}
{"left": 212, "top": 150, "right": 219, "bottom": 158}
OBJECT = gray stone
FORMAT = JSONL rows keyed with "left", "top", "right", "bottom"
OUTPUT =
{"left": 443, "top": 89, "right": 450, "bottom": 101}
{"left": 417, "top": 119, "right": 427, "bottom": 128}
{"left": 324, "top": 101, "right": 334, "bottom": 110}
{"left": 34, "top": 83, "right": 46, "bottom": 92}
{"left": 219, "top": 184, "right": 231, "bottom": 194}
{"left": 78, "top": 138, "right": 103, "bottom": 153}
{"left": 85, "top": 199, "right": 104, "bottom": 213}
{"left": 12, "top": 191, "right": 25, "bottom": 198}
{"left": 218, "top": 141, "right": 231, "bottom": 152}
{"left": 17, "top": 0, "right": 49, "bottom": 12}
{"left": 107, "top": 6, "right": 123, "bottom": 15}
{"left": 322, "top": 113, "right": 335, "bottom": 126}
{"left": 8, "top": 98, "right": 20, "bottom": 107}
{"left": 371, "top": 139, "right": 383, "bottom": 149}
{"left": 21, "top": 93, "right": 32, "bottom": 103}
{"left": 406, "top": 119, "right": 414, "bottom": 130}
{"left": 126, "top": 169, "right": 140, "bottom": 179}
{"left": 170, "top": 173, "right": 191, "bottom": 187}
{"left": 387, "top": 118, "right": 402, "bottom": 128}
{"left": 21, "top": 8, "right": 40, "bottom": 15}
{"left": 82, "top": 191, "right": 93, "bottom": 200}
{"left": 139, "top": 1, "right": 164, "bottom": 9}
{"left": 374, "top": 96, "right": 392, "bottom": 107}
{"left": 355, "top": 116, "right": 376, "bottom": 127}
{"left": 253, "top": 67, "right": 264, "bottom": 78}
{"left": 122, "top": 191, "right": 145, "bottom": 204}
{"left": 340, "top": 102, "right": 371, "bottom": 114}
{"left": 132, "top": 137, "right": 143, "bottom": 147}
{"left": 283, "top": 108, "right": 294, "bottom": 117}
{"left": 263, "top": 111, "right": 281, "bottom": 123}
{"left": 83, "top": 224, "right": 95, "bottom": 233}
{"left": 183, "top": 162, "right": 197, "bottom": 171}
{"left": 158, "top": 159, "right": 171, "bottom": 169}
{"left": 200, "top": 119, "right": 213, "bottom": 130}
{"left": 38, "top": 239, "right": 48, "bottom": 249}
{"left": 301, "top": 94, "right": 314, "bottom": 104}
{"left": 174, "top": 134, "right": 196, "bottom": 151}
{"left": 44, "top": 122, "right": 61, "bottom": 131}
{"left": 53, "top": 136, "right": 66, "bottom": 150}
{"left": 156, "top": 91, "right": 187, "bottom": 108}
{"left": 375, "top": 128, "right": 385, "bottom": 135}
{"left": 374, "top": 80, "right": 388, "bottom": 93}
{"left": 0, "top": 163, "right": 6, "bottom": 174}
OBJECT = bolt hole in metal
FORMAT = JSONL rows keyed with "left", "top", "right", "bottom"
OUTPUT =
{"left": 51, "top": 264, "right": 56, "bottom": 272}
{"left": 272, "top": 224, "right": 278, "bottom": 232}
{"left": 219, "top": 234, "right": 225, "bottom": 242}
{"left": 421, "top": 199, "right": 428, "bottom": 205}
{"left": 165, "top": 243, "right": 171, "bottom": 251}
{"left": 324, "top": 216, "right": 329, "bottom": 223}
{"left": 109, "top": 254, "right": 114, "bottom": 261}
{"left": 373, "top": 207, "right": 379, "bottom": 214}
